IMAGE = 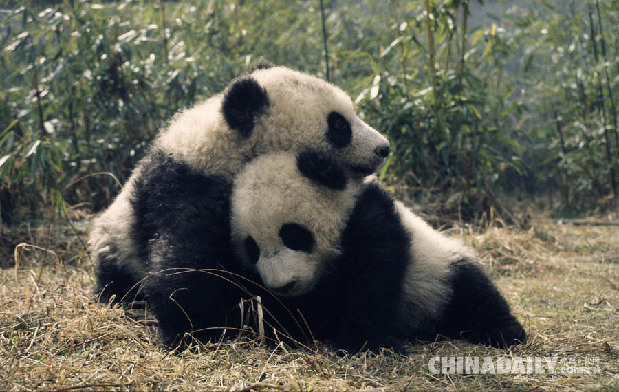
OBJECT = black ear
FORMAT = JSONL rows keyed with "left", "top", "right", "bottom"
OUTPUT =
{"left": 222, "top": 77, "right": 269, "bottom": 138}
{"left": 246, "top": 61, "right": 275, "bottom": 74}
{"left": 297, "top": 150, "right": 348, "bottom": 190}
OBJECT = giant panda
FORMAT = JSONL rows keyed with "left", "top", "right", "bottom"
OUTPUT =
{"left": 88, "top": 66, "right": 390, "bottom": 348}
{"left": 230, "top": 150, "right": 526, "bottom": 351}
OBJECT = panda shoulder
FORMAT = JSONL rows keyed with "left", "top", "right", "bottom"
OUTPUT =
{"left": 155, "top": 96, "right": 225, "bottom": 147}
{"left": 393, "top": 199, "right": 477, "bottom": 267}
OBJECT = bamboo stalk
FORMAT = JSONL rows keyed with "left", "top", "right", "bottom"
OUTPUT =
{"left": 595, "top": 0, "right": 619, "bottom": 163}
{"left": 423, "top": 0, "right": 438, "bottom": 107}
{"left": 319, "top": 0, "right": 330, "bottom": 81}
{"left": 457, "top": 1, "right": 468, "bottom": 89}
{"left": 552, "top": 106, "right": 570, "bottom": 204}
{"left": 587, "top": 1, "right": 617, "bottom": 198}
{"left": 444, "top": 5, "right": 459, "bottom": 74}
{"left": 390, "top": 0, "right": 408, "bottom": 88}
{"left": 574, "top": 79, "right": 603, "bottom": 193}
{"left": 33, "top": 68, "right": 45, "bottom": 138}
{"left": 68, "top": 90, "right": 79, "bottom": 155}
{"left": 160, "top": 0, "right": 171, "bottom": 118}
{"left": 159, "top": 0, "right": 168, "bottom": 64}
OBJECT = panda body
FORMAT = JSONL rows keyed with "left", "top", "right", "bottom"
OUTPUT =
{"left": 394, "top": 201, "right": 470, "bottom": 330}
{"left": 231, "top": 152, "right": 526, "bottom": 350}
{"left": 89, "top": 66, "right": 390, "bottom": 347}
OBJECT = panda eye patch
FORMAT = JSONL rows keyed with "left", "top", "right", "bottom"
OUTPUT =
{"left": 245, "top": 236, "right": 260, "bottom": 264}
{"left": 326, "top": 111, "right": 352, "bottom": 149}
{"left": 279, "top": 223, "right": 315, "bottom": 253}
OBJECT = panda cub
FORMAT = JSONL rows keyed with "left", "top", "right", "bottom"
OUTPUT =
{"left": 89, "top": 66, "right": 390, "bottom": 348}
{"left": 231, "top": 151, "right": 526, "bottom": 351}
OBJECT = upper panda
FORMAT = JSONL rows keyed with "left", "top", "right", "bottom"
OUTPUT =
{"left": 88, "top": 66, "right": 390, "bottom": 348}
{"left": 231, "top": 151, "right": 526, "bottom": 351}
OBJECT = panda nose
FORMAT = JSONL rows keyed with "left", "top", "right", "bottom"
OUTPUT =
{"left": 271, "top": 281, "right": 296, "bottom": 294}
{"left": 374, "top": 145, "right": 390, "bottom": 158}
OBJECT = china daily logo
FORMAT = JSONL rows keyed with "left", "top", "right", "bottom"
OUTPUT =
{"left": 427, "top": 356, "right": 601, "bottom": 375}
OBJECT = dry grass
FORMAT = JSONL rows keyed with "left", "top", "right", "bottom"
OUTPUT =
{"left": 0, "top": 219, "right": 617, "bottom": 391}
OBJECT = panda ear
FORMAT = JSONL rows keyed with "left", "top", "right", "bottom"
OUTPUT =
{"left": 222, "top": 77, "right": 269, "bottom": 138}
{"left": 246, "top": 61, "right": 275, "bottom": 74}
{"left": 297, "top": 150, "right": 348, "bottom": 190}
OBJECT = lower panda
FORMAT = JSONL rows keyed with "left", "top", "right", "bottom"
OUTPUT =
{"left": 231, "top": 150, "right": 526, "bottom": 351}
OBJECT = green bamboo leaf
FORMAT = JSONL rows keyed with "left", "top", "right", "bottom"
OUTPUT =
{"left": 370, "top": 74, "right": 381, "bottom": 100}
{"left": 1, "top": 120, "right": 19, "bottom": 139}
{"left": 446, "top": 191, "right": 462, "bottom": 206}
{"left": 524, "top": 54, "right": 534, "bottom": 73}
{"left": 26, "top": 140, "right": 41, "bottom": 158}
{"left": 0, "top": 154, "right": 11, "bottom": 169}
{"left": 381, "top": 37, "right": 403, "bottom": 58}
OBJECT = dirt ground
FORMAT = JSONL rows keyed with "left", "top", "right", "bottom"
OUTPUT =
{"left": 0, "top": 219, "right": 617, "bottom": 391}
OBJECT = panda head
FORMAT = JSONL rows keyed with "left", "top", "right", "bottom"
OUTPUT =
{"left": 231, "top": 150, "right": 360, "bottom": 296}
{"left": 221, "top": 65, "right": 390, "bottom": 177}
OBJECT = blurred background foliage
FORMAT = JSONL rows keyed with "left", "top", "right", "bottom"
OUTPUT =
{"left": 0, "top": 0, "right": 617, "bottom": 227}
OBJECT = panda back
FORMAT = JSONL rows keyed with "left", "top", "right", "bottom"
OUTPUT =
{"left": 155, "top": 96, "right": 252, "bottom": 176}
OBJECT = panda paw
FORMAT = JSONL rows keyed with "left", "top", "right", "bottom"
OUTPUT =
{"left": 335, "top": 335, "right": 405, "bottom": 355}
{"left": 475, "top": 320, "right": 527, "bottom": 348}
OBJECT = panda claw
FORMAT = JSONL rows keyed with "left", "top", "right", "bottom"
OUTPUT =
{"left": 335, "top": 335, "right": 405, "bottom": 355}
{"left": 475, "top": 322, "right": 527, "bottom": 348}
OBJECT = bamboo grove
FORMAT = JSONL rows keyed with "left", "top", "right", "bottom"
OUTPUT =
{"left": 0, "top": 0, "right": 617, "bottom": 225}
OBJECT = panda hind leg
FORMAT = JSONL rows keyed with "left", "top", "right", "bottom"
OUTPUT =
{"left": 437, "top": 259, "right": 526, "bottom": 348}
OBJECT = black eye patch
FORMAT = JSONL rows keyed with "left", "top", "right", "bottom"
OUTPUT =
{"left": 245, "top": 236, "right": 260, "bottom": 264}
{"left": 279, "top": 223, "right": 315, "bottom": 253}
{"left": 326, "top": 111, "right": 352, "bottom": 149}
{"left": 297, "top": 149, "right": 348, "bottom": 190}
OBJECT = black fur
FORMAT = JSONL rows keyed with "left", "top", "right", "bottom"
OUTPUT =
{"left": 349, "top": 165, "right": 376, "bottom": 176}
{"left": 374, "top": 145, "right": 390, "bottom": 158}
{"left": 257, "top": 183, "right": 411, "bottom": 352}
{"left": 130, "top": 151, "right": 244, "bottom": 348}
{"left": 247, "top": 61, "right": 275, "bottom": 73}
{"left": 437, "top": 260, "right": 526, "bottom": 348}
{"left": 222, "top": 77, "right": 269, "bottom": 138}
{"left": 95, "top": 252, "right": 144, "bottom": 304}
{"left": 333, "top": 184, "right": 412, "bottom": 351}
{"left": 245, "top": 236, "right": 260, "bottom": 264}
{"left": 279, "top": 223, "right": 315, "bottom": 253}
{"left": 296, "top": 150, "right": 347, "bottom": 190}
{"left": 0, "top": 187, "right": 13, "bottom": 226}
{"left": 326, "top": 111, "right": 352, "bottom": 149}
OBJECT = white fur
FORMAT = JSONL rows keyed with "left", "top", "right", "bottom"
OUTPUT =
{"left": 88, "top": 167, "right": 145, "bottom": 277}
{"left": 231, "top": 152, "right": 361, "bottom": 294}
{"left": 89, "top": 66, "right": 388, "bottom": 281}
{"left": 155, "top": 96, "right": 250, "bottom": 177}
{"left": 394, "top": 200, "right": 477, "bottom": 329}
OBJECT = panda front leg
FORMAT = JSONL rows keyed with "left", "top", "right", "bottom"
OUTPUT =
{"left": 336, "top": 184, "right": 413, "bottom": 352}
{"left": 132, "top": 152, "right": 244, "bottom": 349}
{"left": 94, "top": 250, "right": 144, "bottom": 305}
{"left": 142, "top": 232, "right": 242, "bottom": 349}
{"left": 437, "top": 259, "right": 526, "bottom": 348}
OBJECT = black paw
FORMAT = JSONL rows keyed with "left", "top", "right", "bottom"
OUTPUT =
{"left": 474, "top": 321, "right": 526, "bottom": 348}
{"left": 158, "top": 327, "right": 187, "bottom": 352}
{"left": 335, "top": 335, "right": 405, "bottom": 354}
